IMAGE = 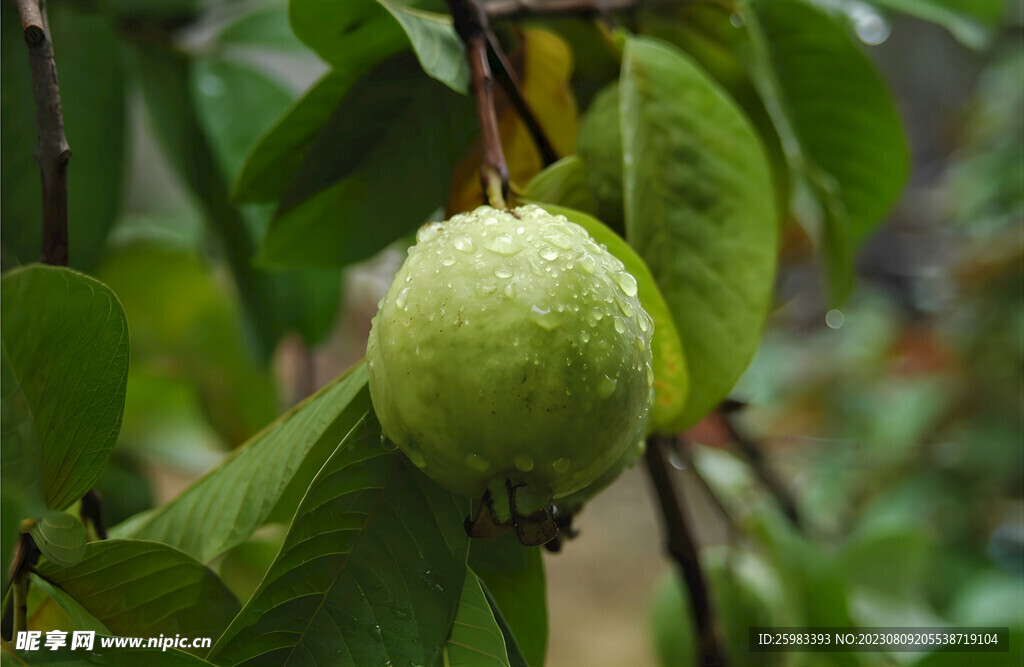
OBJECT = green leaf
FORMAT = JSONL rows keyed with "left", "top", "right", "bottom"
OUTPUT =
{"left": 620, "top": 36, "right": 777, "bottom": 429}
{"left": 444, "top": 571, "right": 510, "bottom": 667}
{"left": 1, "top": 353, "right": 45, "bottom": 518}
{"left": 118, "top": 364, "right": 370, "bottom": 563}
{"left": 1, "top": 265, "right": 129, "bottom": 511}
{"left": 378, "top": 0, "right": 470, "bottom": 93}
{"left": 522, "top": 200, "right": 689, "bottom": 435}
{"left": 210, "top": 413, "right": 470, "bottom": 667}
{"left": 232, "top": 70, "right": 364, "bottom": 203}
{"left": 576, "top": 84, "right": 625, "bottom": 231}
{"left": 216, "top": 5, "right": 307, "bottom": 51}
{"left": 745, "top": 0, "right": 909, "bottom": 301}
{"left": 130, "top": 43, "right": 284, "bottom": 359}
{"left": 188, "top": 61, "right": 344, "bottom": 346}
{"left": 29, "top": 573, "right": 111, "bottom": 634}
{"left": 866, "top": 0, "right": 1004, "bottom": 48}
{"left": 479, "top": 584, "right": 530, "bottom": 667}
{"left": 35, "top": 539, "right": 240, "bottom": 643}
{"left": 468, "top": 533, "right": 547, "bottom": 667}
{"left": 258, "top": 64, "right": 477, "bottom": 268}
{"left": 5, "top": 644, "right": 214, "bottom": 666}
{"left": 27, "top": 512, "right": 86, "bottom": 568}
{"left": 190, "top": 58, "right": 295, "bottom": 184}
{"left": 522, "top": 156, "right": 598, "bottom": 217}
{"left": 289, "top": 0, "right": 408, "bottom": 68}
{"left": 1, "top": 2, "right": 125, "bottom": 271}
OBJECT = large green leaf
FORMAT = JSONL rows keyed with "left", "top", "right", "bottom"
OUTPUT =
{"left": 576, "top": 84, "right": 626, "bottom": 231}
{"left": 210, "top": 413, "right": 470, "bottom": 666}
{"left": 866, "top": 0, "right": 1004, "bottom": 48}
{"left": 444, "top": 571, "right": 510, "bottom": 667}
{"left": 620, "top": 36, "right": 777, "bottom": 429}
{"left": 190, "top": 58, "right": 294, "bottom": 186}
{"left": 378, "top": 0, "right": 469, "bottom": 93}
{"left": 232, "top": 70, "right": 367, "bottom": 203}
{"left": 0, "top": 265, "right": 129, "bottom": 511}
{"left": 35, "top": 539, "right": 240, "bottom": 643}
{"left": 189, "top": 59, "right": 344, "bottom": 346}
{"left": 258, "top": 63, "right": 477, "bottom": 268}
{"left": 468, "top": 533, "right": 547, "bottom": 667}
{"left": 4, "top": 645, "right": 213, "bottom": 666}
{"left": 118, "top": 364, "right": 370, "bottom": 563}
{"left": 1, "top": 2, "right": 125, "bottom": 270}
{"left": 522, "top": 156, "right": 598, "bottom": 217}
{"left": 30, "top": 573, "right": 111, "bottom": 634}
{"left": 745, "top": 0, "right": 909, "bottom": 300}
{"left": 289, "top": 0, "right": 408, "bottom": 67}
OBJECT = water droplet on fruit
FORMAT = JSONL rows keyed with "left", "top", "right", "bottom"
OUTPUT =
{"left": 441, "top": 256, "right": 456, "bottom": 267}
{"left": 396, "top": 287, "right": 411, "bottom": 310}
{"left": 613, "top": 318, "right": 626, "bottom": 334}
{"left": 597, "top": 375, "right": 617, "bottom": 397}
{"left": 616, "top": 272, "right": 638, "bottom": 297}
{"left": 579, "top": 254, "right": 597, "bottom": 274}
{"left": 485, "top": 234, "right": 520, "bottom": 256}
{"left": 504, "top": 283, "right": 516, "bottom": 298}
{"left": 617, "top": 298, "right": 634, "bottom": 318}
{"left": 417, "top": 223, "right": 441, "bottom": 243}
{"left": 494, "top": 265, "right": 513, "bottom": 279}
{"left": 580, "top": 330, "right": 591, "bottom": 343}
{"left": 515, "top": 455, "right": 534, "bottom": 472}
{"left": 552, "top": 457, "right": 571, "bottom": 473}
{"left": 530, "top": 304, "right": 559, "bottom": 331}
{"left": 540, "top": 247, "right": 559, "bottom": 261}
{"left": 466, "top": 453, "right": 490, "bottom": 471}
{"left": 453, "top": 236, "right": 474, "bottom": 252}
{"left": 546, "top": 232, "right": 572, "bottom": 250}
{"left": 646, "top": 364, "right": 655, "bottom": 387}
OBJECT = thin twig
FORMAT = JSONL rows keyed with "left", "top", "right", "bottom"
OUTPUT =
{"left": 645, "top": 434, "right": 729, "bottom": 666}
{"left": 720, "top": 400, "right": 802, "bottom": 528}
{"left": 448, "top": 0, "right": 510, "bottom": 208}
{"left": 484, "top": 30, "right": 560, "bottom": 166}
{"left": 17, "top": 0, "right": 70, "bottom": 266}
{"left": 80, "top": 489, "right": 108, "bottom": 540}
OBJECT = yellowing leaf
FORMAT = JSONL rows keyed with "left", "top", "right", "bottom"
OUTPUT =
{"left": 448, "top": 28, "right": 577, "bottom": 214}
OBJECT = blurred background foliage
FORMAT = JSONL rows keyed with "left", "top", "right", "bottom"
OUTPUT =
{"left": 1, "top": 0, "right": 1021, "bottom": 664}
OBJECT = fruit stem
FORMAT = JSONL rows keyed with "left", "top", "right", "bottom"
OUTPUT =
{"left": 447, "top": 0, "right": 511, "bottom": 208}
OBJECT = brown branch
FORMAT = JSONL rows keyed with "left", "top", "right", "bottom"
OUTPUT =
{"left": 645, "top": 434, "right": 729, "bottom": 666}
{"left": 80, "top": 488, "right": 108, "bottom": 540}
{"left": 17, "top": 0, "right": 71, "bottom": 266}
{"left": 484, "top": 30, "right": 560, "bottom": 166}
{"left": 448, "top": 0, "right": 510, "bottom": 208}
{"left": 720, "top": 400, "right": 802, "bottom": 528}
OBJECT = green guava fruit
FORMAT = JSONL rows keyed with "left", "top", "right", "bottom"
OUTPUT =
{"left": 367, "top": 204, "right": 654, "bottom": 520}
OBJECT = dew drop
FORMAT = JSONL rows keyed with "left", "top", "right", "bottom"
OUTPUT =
{"left": 613, "top": 318, "right": 627, "bottom": 334}
{"left": 540, "top": 247, "right": 559, "bottom": 261}
{"left": 485, "top": 234, "right": 520, "bottom": 256}
{"left": 453, "top": 235, "right": 475, "bottom": 252}
{"left": 466, "top": 453, "right": 490, "bottom": 471}
{"left": 494, "top": 265, "right": 513, "bottom": 279}
{"left": 395, "top": 287, "right": 411, "bottom": 310}
{"left": 417, "top": 223, "right": 442, "bottom": 243}
{"left": 638, "top": 315, "right": 650, "bottom": 332}
{"left": 504, "top": 283, "right": 516, "bottom": 298}
{"left": 552, "top": 457, "right": 571, "bottom": 473}
{"left": 617, "top": 298, "right": 634, "bottom": 318}
{"left": 530, "top": 304, "right": 559, "bottom": 331}
{"left": 636, "top": 336, "right": 646, "bottom": 351}
{"left": 441, "top": 256, "right": 456, "bottom": 267}
{"left": 580, "top": 330, "right": 591, "bottom": 343}
{"left": 579, "top": 254, "right": 597, "bottom": 274}
{"left": 646, "top": 363, "right": 655, "bottom": 387}
{"left": 597, "top": 375, "right": 617, "bottom": 398}
{"left": 546, "top": 232, "right": 572, "bottom": 250}
{"left": 616, "top": 272, "right": 638, "bottom": 297}
{"left": 380, "top": 435, "right": 398, "bottom": 452}
{"left": 516, "top": 226, "right": 525, "bottom": 235}
{"left": 515, "top": 454, "right": 535, "bottom": 472}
